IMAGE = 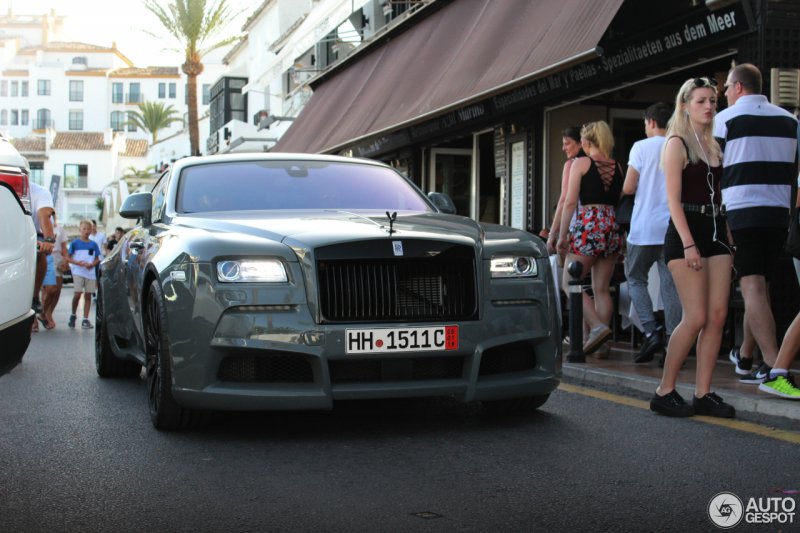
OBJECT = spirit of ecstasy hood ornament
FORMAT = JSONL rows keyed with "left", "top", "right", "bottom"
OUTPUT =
{"left": 385, "top": 211, "right": 397, "bottom": 235}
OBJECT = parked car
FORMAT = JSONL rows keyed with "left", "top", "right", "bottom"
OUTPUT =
{"left": 97, "top": 153, "right": 561, "bottom": 429}
{"left": 0, "top": 135, "right": 35, "bottom": 375}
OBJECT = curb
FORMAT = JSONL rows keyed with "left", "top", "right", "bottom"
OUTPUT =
{"left": 562, "top": 362, "right": 800, "bottom": 422}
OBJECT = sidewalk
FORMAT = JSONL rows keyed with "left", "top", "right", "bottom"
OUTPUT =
{"left": 561, "top": 341, "right": 800, "bottom": 423}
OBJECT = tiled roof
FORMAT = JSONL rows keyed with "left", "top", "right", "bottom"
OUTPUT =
{"left": 19, "top": 41, "right": 116, "bottom": 54}
{"left": 11, "top": 137, "right": 46, "bottom": 153}
{"left": 122, "top": 139, "right": 149, "bottom": 157}
{"left": 110, "top": 67, "right": 180, "bottom": 78}
{"left": 51, "top": 132, "right": 109, "bottom": 151}
{"left": 17, "top": 41, "right": 134, "bottom": 66}
{"left": 242, "top": 0, "right": 275, "bottom": 31}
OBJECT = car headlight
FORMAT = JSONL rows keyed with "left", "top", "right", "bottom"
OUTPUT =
{"left": 216, "top": 259, "right": 287, "bottom": 282}
{"left": 490, "top": 256, "right": 538, "bottom": 278}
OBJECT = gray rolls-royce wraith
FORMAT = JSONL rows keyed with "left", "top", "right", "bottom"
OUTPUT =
{"left": 97, "top": 153, "right": 561, "bottom": 429}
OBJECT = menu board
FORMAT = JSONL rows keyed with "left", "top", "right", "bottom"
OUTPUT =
{"left": 510, "top": 141, "right": 525, "bottom": 230}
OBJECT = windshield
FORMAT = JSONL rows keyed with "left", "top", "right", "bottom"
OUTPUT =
{"left": 176, "top": 160, "right": 432, "bottom": 213}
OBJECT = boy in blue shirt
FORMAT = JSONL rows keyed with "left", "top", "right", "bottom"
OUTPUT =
{"left": 66, "top": 219, "right": 101, "bottom": 329}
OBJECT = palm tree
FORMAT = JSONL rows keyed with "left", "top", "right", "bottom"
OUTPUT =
{"left": 126, "top": 101, "right": 183, "bottom": 144}
{"left": 144, "top": 0, "right": 241, "bottom": 155}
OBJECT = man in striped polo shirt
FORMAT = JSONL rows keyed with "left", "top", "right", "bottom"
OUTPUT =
{"left": 714, "top": 63, "right": 799, "bottom": 386}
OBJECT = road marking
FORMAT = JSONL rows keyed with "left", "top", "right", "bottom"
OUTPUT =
{"left": 559, "top": 383, "right": 800, "bottom": 445}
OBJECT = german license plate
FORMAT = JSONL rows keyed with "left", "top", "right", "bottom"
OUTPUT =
{"left": 345, "top": 326, "right": 459, "bottom": 354}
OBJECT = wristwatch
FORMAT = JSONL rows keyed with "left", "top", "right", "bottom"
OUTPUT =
{"left": 42, "top": 236, "right": 56, "bottom": 243}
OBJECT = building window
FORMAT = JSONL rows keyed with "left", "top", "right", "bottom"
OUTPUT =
{"left": 64, "top": 164, "right": 89, "bottom": 189}
{"left": 21, "top": 81, "right": 28, "bottom": 97}
{"left": 37, "top": 80, "right": 51, "bottom": 96}
{"left": 0, "top": 81, "right": 6, "bottom": 97}
{"left": 69, "top": 80, "right": 84, "bottom": 102}
{"left": 35, "top": 108, "right": 51, "bottom": 129}
{"left": 110, "top": 111, "right": 125, "bottom": 131}
{"left": 127, "top": 82, "right": 141, "bottom": 104}
{"left": 202, "top": 84, "right": 210, "bottom": 105}
{"left": 21, "top": 109, "right": 28, "bottom": 125}
{"left": 69, "top": 110, "right": 83, "bottom": 130}
{"left": 158, "top": 83, "right": 165, "bottom": 99}
{"left": 10, "top": 81, "right": 18, "bottom": 97}
{"left": 72, "top": 56, "right": 88, "bottom": 66}
{"left": 112, "top": 82, "right": 123, "bottom": 104}
{"left": 208, "top": 77, "right": 248, "bottom": 133}
{"left": 11, "top": 110, "right": 18, "bottom": 125}
{"left": 30, "top": 162, "right": 44, "bottom": 186}
{"left": 127, "top": 112, "right": 137, "bottom": 132}
{"left": 0, "top": 110, "right": 7, "bottom": 125}
{"left": 169, "top": 83, "right": 176, "bottom": 98}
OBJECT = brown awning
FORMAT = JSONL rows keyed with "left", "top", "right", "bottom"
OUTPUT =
{"left": 275, "top": 0, "right": 624, "bottom": 154}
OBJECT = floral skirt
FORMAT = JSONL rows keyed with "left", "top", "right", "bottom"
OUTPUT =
{"left": 569, "top": 205, "right": 621, "bottom": 257}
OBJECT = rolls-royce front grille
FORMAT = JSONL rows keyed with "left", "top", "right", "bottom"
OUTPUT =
{"left": 317, "top": 254, "right": 477, "bottom": 323}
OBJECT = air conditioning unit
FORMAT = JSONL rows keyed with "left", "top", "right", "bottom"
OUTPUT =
{"left": 253, "top": 110, "right": 269, "bottom": 127}
{"left": 770, "top": 68, "right": 800, "bottom": 108}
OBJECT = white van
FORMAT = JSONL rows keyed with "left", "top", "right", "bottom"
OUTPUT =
{"left": 0, "top": 135, "right": 35, "bottom": 374}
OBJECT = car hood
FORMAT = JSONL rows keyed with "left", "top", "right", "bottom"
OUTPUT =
{"left": 176, "top": 210, "right": 483, "bottom": 250}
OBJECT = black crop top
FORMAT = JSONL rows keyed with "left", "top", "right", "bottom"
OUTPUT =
{"left": 579, "top": 157, "right": 623, "bottom": 205}
{"left": 670, "top": 136, "right": 722, "bottom": 205}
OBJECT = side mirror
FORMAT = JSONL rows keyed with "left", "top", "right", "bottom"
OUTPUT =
{"left": 428, "top": 192, "right": 457, "bottom": 215}
{"left": 120, "top": 192, "right": 153, "bottom": 226}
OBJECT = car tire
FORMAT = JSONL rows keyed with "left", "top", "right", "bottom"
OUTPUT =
{"left": 146, "top": 281, "right": 209, "bottom": 430}
{"left": 0, "top": 315, "right": 34, "bottom": 375}
{"left": 483, "top": 394, "right": 550, "bottom": 414}
{"left": 95, "top": 284, "right": 141, "bottom": 378}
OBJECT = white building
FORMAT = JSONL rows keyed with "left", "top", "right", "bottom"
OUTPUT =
{"left": 0, "top": 9, "right": 232, "bottom": 231}
{"left": 206, "top": 0, "right": 429, "bottom": 155}
{"left": 12, "top": 130, "right": 148, "bottom": 227}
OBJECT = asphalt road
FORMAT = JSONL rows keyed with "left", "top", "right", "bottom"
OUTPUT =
{"left": 2, "top": 298, "right": 799, "bottom": 532}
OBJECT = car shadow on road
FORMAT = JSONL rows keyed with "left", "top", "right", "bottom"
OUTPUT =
{"left": 182, "top": 396, "right": 571, "bottom": 442}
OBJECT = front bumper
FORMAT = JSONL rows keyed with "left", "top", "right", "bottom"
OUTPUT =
{"left": 165, "top": 260, "right": 561, "bottom": 411}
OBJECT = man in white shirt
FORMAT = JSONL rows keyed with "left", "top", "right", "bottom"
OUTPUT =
{"left": 29, "top": 182, "right": 55, "bottom": 314}
{"left": 622, "top": 102, "right": 681, "bottom": 364}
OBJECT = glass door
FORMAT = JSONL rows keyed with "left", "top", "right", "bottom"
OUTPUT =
{"left": 429, "top": 148, "right": 472, "bottom": 217}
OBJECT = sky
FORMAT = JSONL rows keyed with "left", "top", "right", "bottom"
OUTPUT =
{"left": 3, "top": 0, "right": 250, "bottom": 66}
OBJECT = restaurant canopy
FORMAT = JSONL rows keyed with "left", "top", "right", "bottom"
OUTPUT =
{"left": 274, "top": 0, "right": 624, "bottom": 154}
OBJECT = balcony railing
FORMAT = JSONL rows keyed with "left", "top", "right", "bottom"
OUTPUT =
{"left": 33, "top": 119, "right": 54, "bottom": 130}
{"left": 125, "top": 93, "right": 144, "bottom": 104}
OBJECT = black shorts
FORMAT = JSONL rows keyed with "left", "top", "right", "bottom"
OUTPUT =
{"left": 663, "top": 213, "right": 731, "bottom": 263}
{"left": 731, "top": 227, "right": 787, "bottom": 281}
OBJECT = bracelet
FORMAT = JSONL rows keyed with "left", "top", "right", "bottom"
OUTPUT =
{"left": 683, "top": 243, "right": 696, "bottom": 250}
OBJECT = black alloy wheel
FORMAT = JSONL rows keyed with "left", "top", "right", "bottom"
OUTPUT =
{"left": 145, "top": 280, "right": 207, "bottom": 430}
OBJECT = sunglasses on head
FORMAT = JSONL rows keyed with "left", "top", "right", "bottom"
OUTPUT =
{"left": 694, "top": 77, "right": 717, "bottom": 87}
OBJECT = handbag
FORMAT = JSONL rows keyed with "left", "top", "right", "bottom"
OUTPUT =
{"left": 616, "top": 194, "right": 634, "bottom": 226}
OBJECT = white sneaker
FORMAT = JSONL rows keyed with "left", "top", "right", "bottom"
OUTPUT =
{"left": 583, "top": 325, "right": 611, "bottom": 356}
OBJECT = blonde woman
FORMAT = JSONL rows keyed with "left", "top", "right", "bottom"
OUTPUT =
{"left": 650, "top": 77, "right": 735, "bottom": 418}
{"left": 556, "top": 121, "right": 623, "bottom": 356}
